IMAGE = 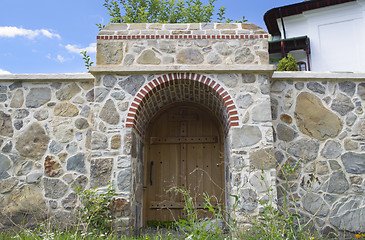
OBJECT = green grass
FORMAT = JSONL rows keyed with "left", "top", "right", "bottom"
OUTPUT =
{"left": 0, "top": 229, "right": 178, "bottom": 240}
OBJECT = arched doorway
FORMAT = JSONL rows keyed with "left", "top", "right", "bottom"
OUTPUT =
{"left": 143, "top": 103, "right": 225, "bottom": 225}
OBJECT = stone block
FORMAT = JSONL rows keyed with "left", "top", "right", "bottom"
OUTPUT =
{"left": 216, "top": 23, "right": 238, "bottom": 29}
{"left": 100, "top": 99, "right": 120, "bottom": 125}
{"left": 287, "top": 138, "right": 319, "bottom": 163}
{"left": 0, "top": 177, "right": 19, "bottom": 194}
{"left": 61, "top": 193, "right": 78, "bottom": 210}
{"left": 111, "top": 134, "right": 121, "bottom": 149}
{"left": 117, "top": 168, "right": 132, "bottom": 192}
{"left": 357, "top": 82, "right": 365, "bottom": 100}
{"left": 67, "top": 153, "right": 86, "bottom": 174}
{"left": 0, "top": 185, "right": 47, "bottom": 228}
{"left": 329, "top": 195, "right": 365, "bottom": 232}
{"left": 54, "top": 103, "right": 79, "bottom": 117}
{"left": 103, "top": 75, "right": 117, "bottom": 88}
{"left": 295, "top": 92, "right": 342, "bottom": 141}
{"left": 331, "top": 94, "right": 355, "bottom": 116}
{"left": 321, "top": 140, "right": 342, "bottom": 159}
{"left": 129, "top": 23, "right": 147, "bottom": 30}
{"left": 0, "top": 154, "right": 11, "bottom": 173}
{"left": 56, "top": 83, "right": 81, "bottom": 101}
{"left": 43, "top": 178, "right": 68, "bottom": 199}
{"left": 234, "top": 47, "right": 254, "bottom": 64}
{"left": 148, "top": 23, "right": 162, "bottom": 30}
{"left": 96, "top": 41, "right": 123, "bottom": 65}
{"left": 70, "top": 175, "right": 87, "bottom": 192}
{"left": 52, "top": 118, "right": 74, "bottom": 143}
{"left": 15, "top": 122, "right": 50, "bottom": 160}
{"left": 25, "top": 88, "right": 51, "bottom": 108}
{"left": 164, "top": 24, "right": 188, "bottom": 30}
{"left": 188, "top": 23, "right": 200, "bottom": 30}
{"left": 303, "top": 192, "right": 329, "bottom": 217}
{"left": 177, "top": 48, "right": 204, "bottom": 64}
{"left": 220, "top": 30, "right": 236, "bottom": 34}
{"left": 231, "top": 126, "right": 262, "bottom": 148}
{"left": 237, "top": 188, "right": 258, "bottom": 212}
{"left": 201, "top": 23, "right": 214, "bottom": 30}
{"left": 252, "top": 101, "right": 272, "bottom": 122}
{"left": 249, "top": 148, "right": 275, "bottom": 170}
{"left": 218, "top": 73, "right": 240, "bottom": 88}
{"left": 44, "top": 155, "right": 63, "bottom": 177}
{"left": 91, "top": 132, "right": 108, "bottom": 150}
{"left": 104, "top": 23, "right": 128, "bottom": 30}
{"left": 324, "top": 171, "right": 349, "bottom": 194}
{"left": 14, "top": 160, "right": 33, "bottom": 176}
{"left": 137, "top": 50, "right": 161, "bottom": 65}
{"left": 10, "top": 89, "right": 24, "bottom": 108}
{"left": 341, "top": 152, "right": 365, "bottom": 174}
{"left": 90, "top": 158, "right": 113, "bottom": 188}
{"left": 118, "top": 75, "right": 145, "bottom": 96}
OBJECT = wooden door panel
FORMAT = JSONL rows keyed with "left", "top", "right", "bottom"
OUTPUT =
{"left": 145, "top": 105, "right": 224, "bottom": 224}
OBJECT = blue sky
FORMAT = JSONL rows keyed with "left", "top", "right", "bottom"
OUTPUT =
{"left": 0, "top": 0, "right": 299, "bottom": 74}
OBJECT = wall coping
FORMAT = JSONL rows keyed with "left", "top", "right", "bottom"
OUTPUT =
{"left": 98, "top": 23, "right": 268, "bottom": 37}
{"left": 272, "top": 71, "right": 365, "bottom": 81}
{"left": 2, "top": 71, "right": 364, "bottom": 81}
{"left": 0, "top": 73, "right": 94, "bottom": 82}
{"left": 89, "top": 65, "right": 275, "bottom": 75}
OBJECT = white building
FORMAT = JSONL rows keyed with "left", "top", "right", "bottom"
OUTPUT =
{"left": 264, "top": 0, "right": 365, "bottom": 72}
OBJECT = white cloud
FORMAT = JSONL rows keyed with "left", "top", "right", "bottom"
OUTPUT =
{"left": 47, "top": 54, "right": 72, "bottom": 63}
{"left": 57, "top": 55, "right": 66, "bottom": 63}
{"left": 65, "top": 43, "right": 97, "bottom": 54}
{"left": 0, "top": 68, "right": 11, "bottom": 74}
{"left": 0, "top": 26, "right": 61, "bottom": 39}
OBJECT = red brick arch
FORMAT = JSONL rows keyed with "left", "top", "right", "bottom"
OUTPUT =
{"left": 126, "top": 73, "right": 239, "bottom": 137}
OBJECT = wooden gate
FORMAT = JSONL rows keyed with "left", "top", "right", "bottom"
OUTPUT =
{"left": 143, "top": 104, "right": 225, "bottom": 224}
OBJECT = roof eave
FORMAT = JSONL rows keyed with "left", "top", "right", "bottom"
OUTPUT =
{"left": 264, "top": 0, "right": 357, "bottom": 35}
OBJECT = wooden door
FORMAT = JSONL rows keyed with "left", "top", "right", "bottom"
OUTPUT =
{"left": 143, "top": 104, "right": 224, "bottom": 224}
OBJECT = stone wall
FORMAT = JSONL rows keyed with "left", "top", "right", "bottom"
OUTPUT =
{"left": 0, "top": 74, "right": 95, "bottom": 228}
{"left": 0, "top": 73, "right": 143, "bottom": 231}
{"left": 1, "top": 22, "right": 365, "bottom": 237}
{"left": 95, "top": 22, "right": 269, "bottom": 67}
{"left": 0, "top": 23, "right": 276, "bottom": 233}
{"left": 271, "top": 72, "right": 365, "bottom": 236}
{"left": 90, "top": 23, "right": 276, "bottom": 230}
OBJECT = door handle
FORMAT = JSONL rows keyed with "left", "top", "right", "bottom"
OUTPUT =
{"left": 150, "top": 161, "right": 154, "bottom": 186}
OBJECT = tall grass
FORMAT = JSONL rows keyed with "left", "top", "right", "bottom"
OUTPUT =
{"left": 3, "top": 161, "right": 364, "bottom": 239}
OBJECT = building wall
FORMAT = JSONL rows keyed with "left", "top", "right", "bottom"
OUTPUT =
{"left": 276, "top": 0, "right": 365, "bottom": 72}
{"left": 271, "top": 72, "right": 365, "bottom": 235}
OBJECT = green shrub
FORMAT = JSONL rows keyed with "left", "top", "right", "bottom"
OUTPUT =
{"left": 76, "top": 184, "right": 117, "bottom": 234}
{"left": 102, "top": 0, "right": 245, "bottom": 24}
{"left": 169, "top": 187, "right": 228, "bottom": 240}
{"left": 276, "top": 54, "right": 299, "bottom": 71}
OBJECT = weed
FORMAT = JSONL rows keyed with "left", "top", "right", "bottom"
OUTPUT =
{"left": 168, "top": 186, "right": 227, "bottom": 240}
{"left": 76, "top": 184, "right": 117, "bottom": 235}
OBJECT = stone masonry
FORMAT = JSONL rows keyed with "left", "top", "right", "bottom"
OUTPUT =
{"left": 272, "top": 72, "right": 365, "bottom": 235}
{"left": 91, "top": 23, "right": 275, "bottom": 231}
{"left": 0, "top": 23, "right": 364, "bottom": 236}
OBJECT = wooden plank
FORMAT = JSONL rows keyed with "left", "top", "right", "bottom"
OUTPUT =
{"left": 150, "top": 136, "right": 218, "bottom": 144}
{"left": 145, "top": 105, "right": 225, "bottom": 223}
{"left": 150, "top": 201, "right": 184, "bottom": 209}
{"left": 150, "top": 201, "right": 212, "bottom": 209}
{"left": 181, "top": 143, "right": 187, "bottom": 189}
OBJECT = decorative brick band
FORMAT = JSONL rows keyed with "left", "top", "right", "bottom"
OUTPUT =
{"left": 126, "top": 73, "right": 239, "bottom": 137}
{"left": 97, "top": 34, "right": 268, "bottom": 40}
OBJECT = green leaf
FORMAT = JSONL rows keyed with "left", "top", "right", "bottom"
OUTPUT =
{"left": 102, "top": 0, "right": 245, "bottom": 23}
